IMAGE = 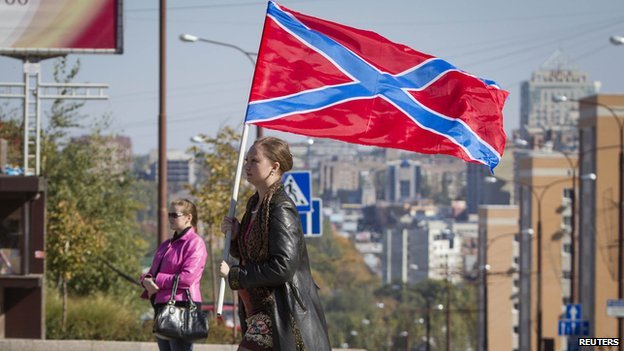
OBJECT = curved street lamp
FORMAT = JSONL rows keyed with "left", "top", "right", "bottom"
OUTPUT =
{"left": 610, "top": 35, "right": 624, "bottom": 46}
{"left": 179, "top": 33, "right": 262, "bottom": 139}
{"left": 179, "top": 33, "right": 258, "bottom": 66}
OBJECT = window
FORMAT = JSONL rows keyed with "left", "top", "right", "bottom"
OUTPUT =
{"left": 562, "top": 271, "right": 571, "bottom": 279}
{"left": 399, "top": 180, "right": 410, "bottom": 198}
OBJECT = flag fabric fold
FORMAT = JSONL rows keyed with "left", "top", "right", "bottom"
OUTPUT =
{"left": 245, "top": 1, "right": 509, "bottom": 171}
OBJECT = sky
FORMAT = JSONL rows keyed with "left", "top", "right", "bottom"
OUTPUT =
{"left": 1, "top": 0, "right": 624, "bottom": 156}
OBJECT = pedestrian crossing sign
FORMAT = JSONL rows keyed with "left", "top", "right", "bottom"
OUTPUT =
{"left": 282, "top": 171, "right": 311, "bottom": 212}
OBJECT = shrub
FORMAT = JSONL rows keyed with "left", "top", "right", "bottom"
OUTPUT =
{"left": 46, "top": 291, "right": 152, "bottom": 341}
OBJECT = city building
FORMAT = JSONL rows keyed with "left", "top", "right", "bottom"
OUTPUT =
{"left": 382, "top": 218, "right": 468, "bottom": 285}
{"left": 319, "top": 159, "right": 385, "bottom": 204}
{"left": 419, "top": 156, "right": 466, "bottom": 204}
{"left": 427, "top": 220, "right": 466, "bottom": 285}
{"left": 519, "top": 50, "right": 600, "bottom": 151}
{"left": 382, "top": 215, "right": 428, "bottom": 285}
{"left": 385, "top": 159, "right": 422, "bottom": 203}
{"left": 148, "top": 149, "right": 196, "bottom": 192}
{"left": 517, "top": 152, "right": 576, "bottom": 351}
{"left": 478, "top": 205, "right": 520, "bottom": 351}
{"left": 466, "top": 143, "right": 516, "bottom": 214}
{"left": 577, "top": 94, "right": 624, "bottom": 340}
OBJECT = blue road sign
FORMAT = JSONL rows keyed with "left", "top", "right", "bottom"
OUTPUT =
{"left": 565, "top": 304, "right": 582, "bottom": 320}
{"left": 558, "top": 320, "right": 589, "bottom": 336}
{"left": 300, "top": 198, "right": 322, "bottom": 237}
{"left": 282, "top": 171, "right": 311, "bottom": 213}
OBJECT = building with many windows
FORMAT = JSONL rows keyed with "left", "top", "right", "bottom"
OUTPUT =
{"left": 148, "top": 149, "right": 196, "bottom": 192}
{"left": 382, "top": 218, "right": 472, "bottom": 286}
{"left": 519, "top": 50, "right": 600, "bottom": 151}
{"left": 577, "top": 94, "right": 624, "bottom": 341}
{"left": 478, "top": 205, "right": 519, "bottom": 351}
{"left": 385, "top": 159, "right": 422, "bottom": 203}
{"left": 516, "top": 151, "right": 576, "bottom": 351}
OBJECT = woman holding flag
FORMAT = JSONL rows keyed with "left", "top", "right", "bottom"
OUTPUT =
{"left": 219, "top": 137, "right": 331, "bottom": 351}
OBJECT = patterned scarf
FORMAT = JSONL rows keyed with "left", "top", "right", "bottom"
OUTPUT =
{"left": 235, "top": 181, "right": 283, "bottom": 314}
{"left": 238, "top": 181, "right": 283, "bottom": 263}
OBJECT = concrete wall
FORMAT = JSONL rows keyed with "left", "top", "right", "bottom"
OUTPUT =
{"left": 0, "top": 339, "right": 366, "bottom": 351}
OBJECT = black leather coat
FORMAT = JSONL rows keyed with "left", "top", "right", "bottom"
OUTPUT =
{"left": 228, "top": 189, "right": 331, "bottom": 351}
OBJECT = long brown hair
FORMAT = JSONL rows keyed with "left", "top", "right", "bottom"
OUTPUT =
{"left": 253, "top": 137, "right": 293, "bottom": 175}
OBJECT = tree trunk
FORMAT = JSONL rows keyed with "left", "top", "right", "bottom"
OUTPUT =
{"left": 61, "top": 278, "right": 68, "bottom": 334}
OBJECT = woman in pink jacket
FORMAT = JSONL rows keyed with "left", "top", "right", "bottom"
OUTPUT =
{"left": 141, "top": 199, "right": 207, "bottom": 351}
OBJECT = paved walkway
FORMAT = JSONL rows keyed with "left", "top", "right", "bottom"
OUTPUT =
{"left": 0, "top": 339, "right": 366, "bottom": 351}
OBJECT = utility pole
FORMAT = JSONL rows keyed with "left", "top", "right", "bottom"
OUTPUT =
{"left": 426, "top": 299, "right": 432, "bottom": 351}
{"left": 158, "top": 0, "right": 168, "bottom": 244}
{"left": 446, "top": 271, "right": 451, "bottom": 351}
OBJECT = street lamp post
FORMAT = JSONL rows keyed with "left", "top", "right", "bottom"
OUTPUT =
{"left": 555, "top": 94, "right": 624, "bottom": 340}
{"left": 179, "top": 33, "right": 263, "bottom": 139}
{"left": 423, "top": 301, "right": 444, "bottom": 351}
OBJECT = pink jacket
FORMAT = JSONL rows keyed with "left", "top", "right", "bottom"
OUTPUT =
{"left": 140, "top": 227, "right": 207, "bottom": 304}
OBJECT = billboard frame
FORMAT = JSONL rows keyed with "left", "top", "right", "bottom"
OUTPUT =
{"left": 0, "top": 0, "right": 124, "bottom": 57}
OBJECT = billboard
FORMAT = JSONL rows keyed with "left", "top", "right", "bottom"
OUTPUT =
{"left": 0, "top": 0, "right": 123, "bottom": 55}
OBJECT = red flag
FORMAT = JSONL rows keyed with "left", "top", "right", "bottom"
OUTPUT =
{"left": 245, "top": 1, "right": 508, "bottom": 171}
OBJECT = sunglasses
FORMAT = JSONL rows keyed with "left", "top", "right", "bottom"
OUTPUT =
{"left": 168, "top": 212, "right": 186, "bottom": 219}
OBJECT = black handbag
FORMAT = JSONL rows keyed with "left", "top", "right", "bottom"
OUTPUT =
{"left": 153, "top": 274, "right": 209, "bottom": 341}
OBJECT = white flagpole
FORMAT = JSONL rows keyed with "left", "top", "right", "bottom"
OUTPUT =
{"left": 217, "top": 122, "right": 251, "bottom": 316}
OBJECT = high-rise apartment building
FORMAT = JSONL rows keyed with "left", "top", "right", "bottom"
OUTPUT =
{"left": 478, "top": 205, "right": 519, "bottom": 351}
{"left": 517, "top": 152, "right": 576, "bottom": 351}
{"left": 577, "top": 94, "right": 624, "bottom": 340}
{"left": 520, "top": 50, "right": 600, "bottom": 150}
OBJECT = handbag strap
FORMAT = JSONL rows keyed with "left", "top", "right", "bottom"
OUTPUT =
{"left": 168, "top": 273, "right": 198, "bottom": 310}
{"left": 185, "top": 290, "right": 197, "bottom": 311}
{"left": 167, "top": 273, "right": 179, "bottom": 305}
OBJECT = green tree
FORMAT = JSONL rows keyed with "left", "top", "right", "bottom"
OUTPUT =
{"left": 0, "top": 102, "right": 22, "bottom": 167}
{"left": 42, "top": 58, "right": 147, "bottom": 334}
{"left": 306, "top": 219, "right": 479, "bottom": 350}
{"left": 187, "top": 126, "right": 253, "bottom": 304}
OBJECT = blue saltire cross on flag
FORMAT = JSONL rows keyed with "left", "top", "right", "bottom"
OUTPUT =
{"left": 245, "top": 1, "right": 509, "bottom": 171}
